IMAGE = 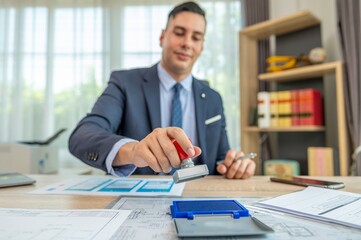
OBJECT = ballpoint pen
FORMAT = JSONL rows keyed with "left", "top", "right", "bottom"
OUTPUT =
{"left": 216, "top": 153, "right": 257, "bottom": 165}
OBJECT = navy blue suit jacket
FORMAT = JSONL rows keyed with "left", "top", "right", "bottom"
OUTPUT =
{"left": 68, "top": 64, "right": 230, "bottom": 175}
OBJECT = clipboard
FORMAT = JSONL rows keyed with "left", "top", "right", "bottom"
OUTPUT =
{"left": 170, "top": 199, "right": 273, "bottom": 237}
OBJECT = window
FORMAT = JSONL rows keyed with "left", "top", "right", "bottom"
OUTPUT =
{"left": 0, "top": 1, "right": 242, "bottom": 168}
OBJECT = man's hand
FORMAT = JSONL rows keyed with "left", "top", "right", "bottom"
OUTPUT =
{"left": 113, "top": 127, "right": 201, "bottom": 173}
{"left": 216, "top": 149, "right": 256, "bottom": 179}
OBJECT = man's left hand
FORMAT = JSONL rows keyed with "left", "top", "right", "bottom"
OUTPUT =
{"left": 216, "top": 149, "right": 256, "bottom": 179}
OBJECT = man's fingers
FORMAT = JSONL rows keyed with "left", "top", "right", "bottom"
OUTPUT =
{"left": 222, "top": 150, "right": 237, "bottom": 167}
{"left": 156, "top": 135, "right": 180, "bottom": 168}
{"left": 229, "top": 159, "right": 255, "bottom": 179}
{"left": 239, "top": 160, "right": 256, "bottom": 179}
{"left": 216, "top": 164, "right": 227, "bottom": 175}
{"left": 166, "top": 127, "right": 195, "bottom": 156}
{"left": 129, "top": 127, "right": 201, "bottom": 173}
{"left": 218, "top": 150, "right": 256, "bottom": 179}
{"left": 132, "top": 143, "right": 162, "bottom": 172}
{"left": 226, "top": 160, "right": 242, "bottom": 179}
{"left": 148, "top": 139, "right": 172, "bottom": 173}
{"left": 136, "top": 127, "right": 198, "bottom": 172}
{"left": 193, "top": 146, "right": 202, "bottom": 158}
{"left": 234, "top": 160, "right": 248, "bottom": 179}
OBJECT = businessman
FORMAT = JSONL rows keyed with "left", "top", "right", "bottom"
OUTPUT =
{"left": 69, "top": 1, "right": 256, "bottom": 179}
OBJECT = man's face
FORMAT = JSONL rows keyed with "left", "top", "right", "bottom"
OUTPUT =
{"left": 160, "top": 11, "right": 205, "bottom": 81}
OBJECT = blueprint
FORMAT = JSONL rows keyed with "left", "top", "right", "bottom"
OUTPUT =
{"left": 109, "top": 197, "right": 361, "bottom": 240}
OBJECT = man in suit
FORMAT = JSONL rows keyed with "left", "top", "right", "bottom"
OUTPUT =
{"left": 69, "top": 1, "right": 256, "bottom": 179}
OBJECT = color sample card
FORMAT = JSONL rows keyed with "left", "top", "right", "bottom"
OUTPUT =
{"left": 98, "top": 179, "right": 142, "bottom": 192}
{"left": 137, "top": 180, "right": 174, "bottom": 192}
{"left": 31, "top": 177, "right": 185, "bottom": 196}
{"left": 66, "top": 178, "right": 113, "bottom": 191}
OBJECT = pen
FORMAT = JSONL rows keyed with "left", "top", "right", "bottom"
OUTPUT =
{"left": 216, "top": 153, "right": 257, "bottom": 165}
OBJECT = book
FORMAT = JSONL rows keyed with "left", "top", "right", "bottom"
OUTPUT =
{"left": 270, "top": 92, "right": 279, "bottom": 127}
{"left": 308, "top": 147, "right": 334, "bottom": 176}
{"left": 290, "top": 90, "right": 300, "bottom": 126}
{"left": 257, "top": 91, "right": 270, "bottom": 128}
{"left": 298, "top": 89, "right": 323, "bottom": 126}
{"left": 277, "top": 91, "right": 292, "bottom": 127}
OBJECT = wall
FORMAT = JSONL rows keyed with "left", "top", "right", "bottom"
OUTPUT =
{"left": 269, "top": 0, "right": 342, "bottom": 162}
{"left": 270, "top": 0, "right": 342, "bottom": 61}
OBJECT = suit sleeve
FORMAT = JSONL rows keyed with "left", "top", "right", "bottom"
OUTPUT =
{"left": 68, "top": 71, "right": 132, "bottom": 173}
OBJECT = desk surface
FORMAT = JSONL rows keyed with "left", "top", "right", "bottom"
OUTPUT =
{"left": 1, "top": 175, "right": 361, "bottom": 209}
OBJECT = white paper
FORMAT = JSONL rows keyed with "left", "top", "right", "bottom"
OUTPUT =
{"left": 108, "top": 197, "right": 361, "bottom": 240}
{"left": 30, "top": 177, "right": 184, "bottom": 196}
{"left": 247, "top": 205, "right": 361, "bottom": 240}
{"left": 0, "top": 208, "right": 131, "bottom": 240}
{"left": 109, "top": 197, "right": 261, "bottom": 240}
{"left": 256, "top": 186, "right": 361, "bottom": 230}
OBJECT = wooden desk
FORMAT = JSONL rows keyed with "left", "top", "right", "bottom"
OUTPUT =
{"left": 1, "top": 175, "right": 360, "bottom": 209}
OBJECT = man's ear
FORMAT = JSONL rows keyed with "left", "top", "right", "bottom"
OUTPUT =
{"left": 159, "top": 29, "right": 166, "bottom": 47}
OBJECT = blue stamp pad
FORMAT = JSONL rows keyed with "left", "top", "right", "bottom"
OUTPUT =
{"left": 170, "top": 200, "right": 250, "bottom": 220}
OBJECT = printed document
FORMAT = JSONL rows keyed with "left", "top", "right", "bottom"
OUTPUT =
{"left": 256, "top": 186, "right": 361, "bottom": 229}
{"left": 0, "top": 208, "right": 131, "bottom": 240}
{"left": 108, "top": 197, "right": 361, "bottom": 240}
{"left": 31, "top": 177, "right": 184, "bottom": 196}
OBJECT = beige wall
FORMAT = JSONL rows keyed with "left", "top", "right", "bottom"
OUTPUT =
{"left": 270, "top": 0, "right": 342, "bottom": 61}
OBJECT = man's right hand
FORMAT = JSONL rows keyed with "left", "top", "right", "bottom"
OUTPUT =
{"left": 113, "top": 127, "right": 201, "bottom": 173}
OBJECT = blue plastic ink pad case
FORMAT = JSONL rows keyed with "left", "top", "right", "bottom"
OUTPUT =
{"left": 170, "top": 200, "right": 250, "bottom": 220}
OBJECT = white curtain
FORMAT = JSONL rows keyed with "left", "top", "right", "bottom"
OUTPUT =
{"left": 0, "top": 0, "right": 243, "bottom": 169}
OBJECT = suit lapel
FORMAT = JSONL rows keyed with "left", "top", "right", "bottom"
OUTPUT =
{"left": 193, "top": 80, "right": 207, "bottom": 162}
{"left": 142, "top": 65, "right": 161, "bottom": 129}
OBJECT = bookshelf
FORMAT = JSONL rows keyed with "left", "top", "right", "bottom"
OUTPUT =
{"left": 239, "top": 11, "right": 349, "bottom": 176}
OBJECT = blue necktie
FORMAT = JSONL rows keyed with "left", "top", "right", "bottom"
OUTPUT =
{"left": 171, "top": 83, "right": 182, "bottom": 128}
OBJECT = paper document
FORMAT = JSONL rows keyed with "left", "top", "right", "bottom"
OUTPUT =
{"left": 31, "top": 177, "right": 184, "bottom": 196}
{"left": 108, "top": 197, "right": 361, "bottom": 240}
{"left": 108, "top": 197, "right": 264, "bottom": 240}
{"left": 0, "top": 208, "right": 131, "bottom": 240}
{"left": 256, "top": 186, "right": 361, "bottom": 229}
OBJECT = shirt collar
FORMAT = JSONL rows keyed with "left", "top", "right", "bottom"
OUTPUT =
{"left": 157, "top": 63, "right": 193, "bottom": 92}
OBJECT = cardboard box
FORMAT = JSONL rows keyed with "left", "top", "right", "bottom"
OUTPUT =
{"left": 0, "top": 143, "right": 58, "bottom": 174}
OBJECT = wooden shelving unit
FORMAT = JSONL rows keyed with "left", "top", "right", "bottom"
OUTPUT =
{"left": 244, "top": 126, "right": 325, "bottom": 132}
{"left": 239, "top": 11, "right": 349, "bottom": 176}
{"left": 258, "top": 61, "right": 342, "bottom": 82}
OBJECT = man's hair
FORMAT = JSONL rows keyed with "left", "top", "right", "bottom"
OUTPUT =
{"left": 166, "top": 1, "right": 206, "bottom": 27}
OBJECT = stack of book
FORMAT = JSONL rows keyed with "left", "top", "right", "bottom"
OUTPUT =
{"left": 257, "top": 88, "right": 323, "bottom": 128}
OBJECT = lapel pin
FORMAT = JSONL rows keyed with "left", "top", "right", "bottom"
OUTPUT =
{"left": 201, "top": 93, "right": 206, "bottom": 98}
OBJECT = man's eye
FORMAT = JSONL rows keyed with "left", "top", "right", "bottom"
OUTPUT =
{"left": 174, "top": 31, "right": 184, "bottom": 36}
{"left": 193, "top": 35, "right": 203, "bottom": 41}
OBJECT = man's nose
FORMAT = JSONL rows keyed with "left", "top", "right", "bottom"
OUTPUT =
{"left": 181, "top": 34, "right": 192, "bottom": 49}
